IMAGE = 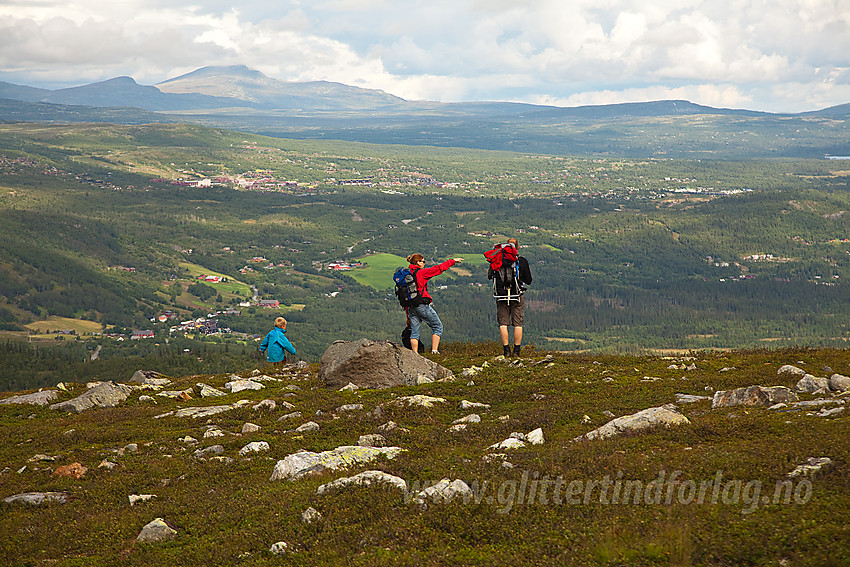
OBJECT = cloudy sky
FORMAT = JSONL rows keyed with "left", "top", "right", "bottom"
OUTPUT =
{"left": 1, "top": 0, "right": 848, "bottom": 113}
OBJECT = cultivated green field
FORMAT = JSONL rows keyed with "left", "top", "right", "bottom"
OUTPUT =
{"left": 178, "top": 262, "right": 252, "bottom": 297}
{"left": 351, "top": 253, "right": 490, "bottom": 290}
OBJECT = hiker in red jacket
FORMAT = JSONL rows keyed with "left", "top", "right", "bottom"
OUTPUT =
{"left": 487, "top": 238, "right": 533, "bottom": 357}
{"left": 406, "top": 253, "right": 463, "bottom": 354}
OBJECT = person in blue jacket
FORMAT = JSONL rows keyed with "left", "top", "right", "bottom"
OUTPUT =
{"left": 259, "top": 317, "right": 296, "bottom": 364}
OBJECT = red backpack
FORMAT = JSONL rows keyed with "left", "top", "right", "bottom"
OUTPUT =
{"left": 484, "top": 243, "right": 518, "bottom": 271}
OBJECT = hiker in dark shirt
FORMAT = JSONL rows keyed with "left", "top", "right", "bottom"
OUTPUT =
{"left": 487, "top": 238, "right": 532, "bottom": 356}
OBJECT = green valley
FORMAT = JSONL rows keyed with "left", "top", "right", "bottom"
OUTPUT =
{"left": 1, "top": 122, "right": 850, "bottom": 391}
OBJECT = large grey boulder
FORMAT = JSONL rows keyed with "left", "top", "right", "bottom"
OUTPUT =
{"left": 318, "top": 339, "right": 453, "bottom": 389}
{"left": 49, "top": 381, "right": 133, "bottom": 413}
{"left": 575, "top": 405, "right": 690, "bottom": 441}
{"left": 711, "top": 385, "right": 798, "bottom": 408}
{"left": 0, "top": 390, "right": 60, "bottom": 406}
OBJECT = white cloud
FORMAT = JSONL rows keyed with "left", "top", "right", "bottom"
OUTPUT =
{"left": 0, "top": 0, "right": 847, "bottom": 112}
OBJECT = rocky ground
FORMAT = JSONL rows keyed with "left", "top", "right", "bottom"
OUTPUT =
{"left": 1, "top": 342, "right": 849, "bottom": 566}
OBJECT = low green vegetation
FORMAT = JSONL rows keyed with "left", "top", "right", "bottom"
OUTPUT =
{"left": 1, "top": 345, "right": 848, "bottom": 565}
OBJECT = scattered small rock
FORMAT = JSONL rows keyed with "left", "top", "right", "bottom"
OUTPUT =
{"left": 394, "top": 395, "right": 445, "bottom": 408}
{"left": 0, "top": 390, "right": 60, "bottom": 406}
{"left": 3, "top": 492, "right": 70, "bottom": 505}
{"left": 270, "top": 445, "right": 404, "bottom": 481}
{"left": 794, "top": 374, "right": 830, "bottom": 393}
{"left": 460, "top": 400, "right": 490, "bottom": 410}
{"left": 194, "top": 445, "right": 225, "bottom": 459}
{"left": 278, "top": 412, "right": 303, "bottom": 421}
{"left": 269, "top": 541, "right": 290, "bottom": 555}
{"left": 711, "top": 386, "right": 797, "bottom": 408}
{"left": 777, "top": 365, "right": 807, "bottom": 377}
{"left": 129, "top": 494, "right": 156, "bottom": 506}
{"left": 49, "top": 381, "right": 133, "bottom": 413}
{"left": 294, "top": 421, "right": 319, "bottom": 433}
{"left": 576, "top": 405, "right": 689, "bottom": 441}
{"left": 413, "top": 478, "right": 472, "bottom": 508}
{"left": 52, "top": 462, "right": 87, "bottom": 479}
{"left": 204, "top": 427, "right": 226, "bottom": 438}
{"left": 829, "top": 373, "right": 850, "bottom": 392}
{"left": 137, "top": 518, "right": 177, "bottom": 543}
{"left": 225, "top": 379, "right": 264, "bottom": 393}
{"left": 787, "top": 457, "right": 832, "bottom": 478}
{"left": 197, "top": 383, "right": 227, "bottom": 397}
{"left": 252, "top": 399, "right": 276, "bottom": 411}
{"left": 316, "top": 470, "right": 407, "bottom": 495}
{"left": 301, "top": 507, "right": 322, "bottom": 524}
{"left": 675, "top": 393, "right": 711, "bottom": 404}
{"left": 357, "top": 434, "right": 386, "bottom": 447}
{"left": 239, "top": 441, "right": 270, "bottom": 456}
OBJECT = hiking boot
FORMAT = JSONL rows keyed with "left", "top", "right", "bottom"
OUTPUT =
{"left": 513, "top": 345, "right": 521, "bottom": 357}
{"left": 503, "top": 345, "right": 511, "bottom": 357}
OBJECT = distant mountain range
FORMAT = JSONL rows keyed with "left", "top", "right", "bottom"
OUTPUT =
{"left": 1, "top": 65, "right": 848, "bottom": 158}
{"left": 7, "top": 64, "right": 847, "bottom": 117}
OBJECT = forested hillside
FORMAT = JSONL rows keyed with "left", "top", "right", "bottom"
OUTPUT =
{"left": 1, "top": 122, "right": 850, "bottom": 391}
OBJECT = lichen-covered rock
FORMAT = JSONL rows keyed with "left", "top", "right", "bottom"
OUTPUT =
{"left": 3, "top": 492, "right": 70, "bottom": 505}
{"left": 137, "top": 518, "right": 177, "bottom": 542}
{"left": 301, "top": 507, "right": 322, "bottom": 523}
{"left": 49, "top": 381, "right": 133, "bottom": 413}
{"left": 318, "top": 339, "right": 453, "bottom": 389}
{"left": 777, "top": 365, "right": 807, "bottom": 377}
{"left": 394, "top": 395, "right": 446, "bottom": 408}
{"left": 0, "top": 390, "right": 60, "bottom": 406}
{"left": 413, "top": 478, "right": 473, "bottom": 508}
{"left": 576, "top": 405, "right": 690, "bottom": 441}
{"left": 316, "top": 470, "right": 407, "bottom": 494}
{"left": 787, "top": 457, "right": 833, "bottom": 478}
{"left": 357, "top": 434, "right": 386, "bottom": 447}
{"left": 225, "top": 379, "right": 264, "bottom": 393}
{"left": 239, "top": 441, "right": 270, "bottom": 456}
{"left": 129, "top": 370, "right": 170, "bottom": 385}
{"left": 794, "top": 374, "right": 830, "bottom": 393}
{"left": 711, "top": 385, "right": 798, "bottom": 408}
{"left": 197, "top": 383, "right": 227, "bottom": 397}
{"left": 270, "top": 445, "right": 404, "bottom": 481}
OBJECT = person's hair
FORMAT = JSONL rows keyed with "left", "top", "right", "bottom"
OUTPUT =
{"left": 274, "top": 317, "right": 287, "bottom": 329}
{"left": 407, "top": 253, "right": 425, "bottom": 264}
{"left": 507, "top": 238, "right": 518, "bottom": 246}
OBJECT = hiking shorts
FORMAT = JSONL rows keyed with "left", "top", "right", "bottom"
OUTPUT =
{"left": 496, "top": 295, "right": 525, "bottom": 327}
{"left": 409, "top": 303, "right": 443, "bottom": 340}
